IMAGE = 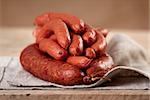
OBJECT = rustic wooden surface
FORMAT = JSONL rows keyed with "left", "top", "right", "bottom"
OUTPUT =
{"left": 0, "top": 29, "right": 149, "bottom": 100}
{"left": 0, "top": 90, "right": 150, "bottom": 100}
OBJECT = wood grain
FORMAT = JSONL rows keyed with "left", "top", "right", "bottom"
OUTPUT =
{"left": 0, "top": 90, "right": 149, "bottom": 100}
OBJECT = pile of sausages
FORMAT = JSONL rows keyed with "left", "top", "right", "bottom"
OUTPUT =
{"left": 20, "top": 12, "right": 114, "bottom": 86}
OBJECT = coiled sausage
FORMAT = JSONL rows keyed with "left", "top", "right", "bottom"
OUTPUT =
{"left": 20, "top": 44, "right": 84, "bottom": 86}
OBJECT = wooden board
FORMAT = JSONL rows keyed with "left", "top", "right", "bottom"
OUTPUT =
{"left": 0, "top": 90, "right": 150, "bottom": 100}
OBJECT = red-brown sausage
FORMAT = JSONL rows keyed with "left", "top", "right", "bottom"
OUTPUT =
{"left": 69, "top": 34, "right": 83, "bottom": 56}
{"left": 20, "top": 44, "right": 84, "bottom": 86}
{"left": 85, "top": 48, "right": 96, "bottom": 59}
{"left": 91, "top": 30, "right": 107, "bottom": 55}
{"left": 36, "top": 19, "right": 71, "bottom": 49}
{"left": 49, "top": 34, "right": 57, "bottom": 42}
{"left": 34, "top": 12, "right": 85, "bottom": 33}
{"left": 83, "top": 53, "right": 114, "bottom": 84}
{"left": 39, "top": 38, "right": 68, "bottom": 60}
{"left": 33, "top": 27, "right": 41, "bottom": 38}
{"left": 95, "top": 28, "right": 109, "bottom": 37}
{"left": 66, "top": 56, "right": 92, "bottom": 69}
{"left": 82, "top": 26, "right": 96, "bottom": 46}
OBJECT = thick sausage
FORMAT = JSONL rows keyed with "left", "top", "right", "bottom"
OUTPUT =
{"left": 39, "top": 38, "right": 68, "bottom": 60}
{"left": 83, "top": 53, "right": 114, "bottom": 84}
{"left": 66, "top": 56, "right": 92, "bottom": 69}
{"left": 20, "top": 44, "right": 84, "bottom": 86}
{"left": 36, "top": 19, "right": 71, "bottom": 49}
{"left": 85, "top": 48, "right": 96, "bottom": 59}
{"left": 34, "top": 12, "right": 85, "bottom": 33}
{"left": 91, "top": 30, "right": 107, "bottom": 55}
{"left": 69, "top": 34, "right": 83, "bottom": 56}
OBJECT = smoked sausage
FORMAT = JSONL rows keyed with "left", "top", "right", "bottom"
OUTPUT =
{"left": 34, "top": 12, "right": 85, "bottom": 33}
{"left": 36, "top": 19, "right": 71, "bottom": 49}
{"left": 20, "top": 12, "right": 115, "bottom": 86}
{"left": 95, "top": 28, "right": 109, "bottom": 37}
{"left": 82, "top": 26, "right": 96, "bottom": 46}
{"left": 69, "top": 34, "right": 83, "bottom": 56}
{"left": 39, "top": 38, "right": 68, "bottom": 60}
{"left": 91, "top": 30, "right": 107, "bottom": 55}
{"left": 83, "top": 53, "right": 114, "bottom": 84}
{"left": 85, "top": 48, "right": 96, "bottom": 59}
{"left": 66, "top": 56, "right": 92, "bottom": 69}
{"left": 20, "top": 44, "right": 84, "bottom": 86}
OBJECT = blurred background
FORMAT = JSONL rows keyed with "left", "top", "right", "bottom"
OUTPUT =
{"left": 0, "top": 0, "right": 149, "bottom": 56}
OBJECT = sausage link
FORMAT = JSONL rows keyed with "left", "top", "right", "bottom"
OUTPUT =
{"left": 49, "top": 34, "right": 57, "bottom": 42}
{"left": 85, "top": 48, "right": 96, "bottom": 59}
{"left": 35, "top": 26, "right": 52, "bottom": 43}
{"left": 20, "top": 44, "right": 84, "bottom": 86}
{"left": 95, "top": 28, "right": 109, "bottom": 37}
{"left": 66, "top": 56, "right": 92, "bottom": 69}
{"left": 39, "top": 39, "right": 68, "bottom": 60}
{"left": 34, "top": 12, "right": 85, "bottom": 33}
{"left": 36, "top": 19, "right": 71, "bottom": 49}
{"left": 83, "top": 53, "right": 114, "bottom": 84}
{"left": 69, "top": 34, "right": 83, "bottom": 56}
{"left": 33, "top": 27, "right": 41, "bottom": 38}
{"left": 82, "top": 27, "right": 96, "bottom": 46}
{"left": 91, "top": 30, "right": 107, "bottom": 55}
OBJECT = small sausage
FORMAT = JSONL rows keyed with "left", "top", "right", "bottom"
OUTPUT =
{"left": 82, "top": 27, "right": 96, "bottom": 46}
{"left": 35, "top": 26, "right": 52, "bottom": 43}
{"left": 33, "top": 27, "right": 41, "bottom": 38}
{"left": 95, "top": 28, "right": 109, "bottom": 37}
{"left": 91, "top": 30, "right": 107, "bottom": 55}
{"left": 66, "top": 56, "right": 92, "bottom": 69}
{"left": 36, "top": 19, "right": 71, "bottom": 49}
{"left": 69, "top": 34, "right": 83, "bottom": 56}
{"left": 83, "top": 53, "right": 114, "bottom": 84}
{"left": 34, "top": 12, "right": 85, "bottom": 33}
{"left": 39, "top": 38, "right": 68, "bottom": 60}
{"left": 20, "top": 44, "right": 84, "bottom": 86}
{"left": 49, "top": 34, "right": 57, "bottom": 42}
{"left": 85, "top": 48, "right": 96, "bottom": 59}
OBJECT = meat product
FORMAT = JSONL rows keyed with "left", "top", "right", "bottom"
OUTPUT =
{"left": 83, "top": 53, "right": 114, "bottom": 84}
{"left": 69, "top": 34, "right": 83, "bottom": 56}
{"left": 36, "top": 19, "right": 71, "bottom": 49}
{"left": 66, "top": 56, "right": 92, "bottom": 69}
{"left": 20, "top": 44, "right": 84, "bottom": 86}
{"left": 85, "top": 48, "right": 96, "bottom": 58}
{"left": 82, "top": 26, "right": 96, "bottom": 46}
{"left": 34, "top": 12, "right": 85, "bottom": 33}
{"left": 91, "top": 30, "right": 107, "bottom": 55}
{"left": 39, "top": 38, "right": 68, "bottom": 60}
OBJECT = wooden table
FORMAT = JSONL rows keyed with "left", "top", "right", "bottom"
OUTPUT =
{"left": 0, "top": 90, "right": 150, "bottom": 100}
{"left": 0, "top": 28, "right": 150, "bottom": 100}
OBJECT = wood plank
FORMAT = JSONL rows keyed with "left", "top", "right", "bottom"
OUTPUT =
{"left": 0, "top": 90, "right": 149, "bottom": 100}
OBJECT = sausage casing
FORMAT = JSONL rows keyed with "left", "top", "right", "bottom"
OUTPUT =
{"left": 20, "top": 44, "right": 84, "bottom": 86}
{"left": 69, "top": 34, "right": 83, "bottom": 56}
